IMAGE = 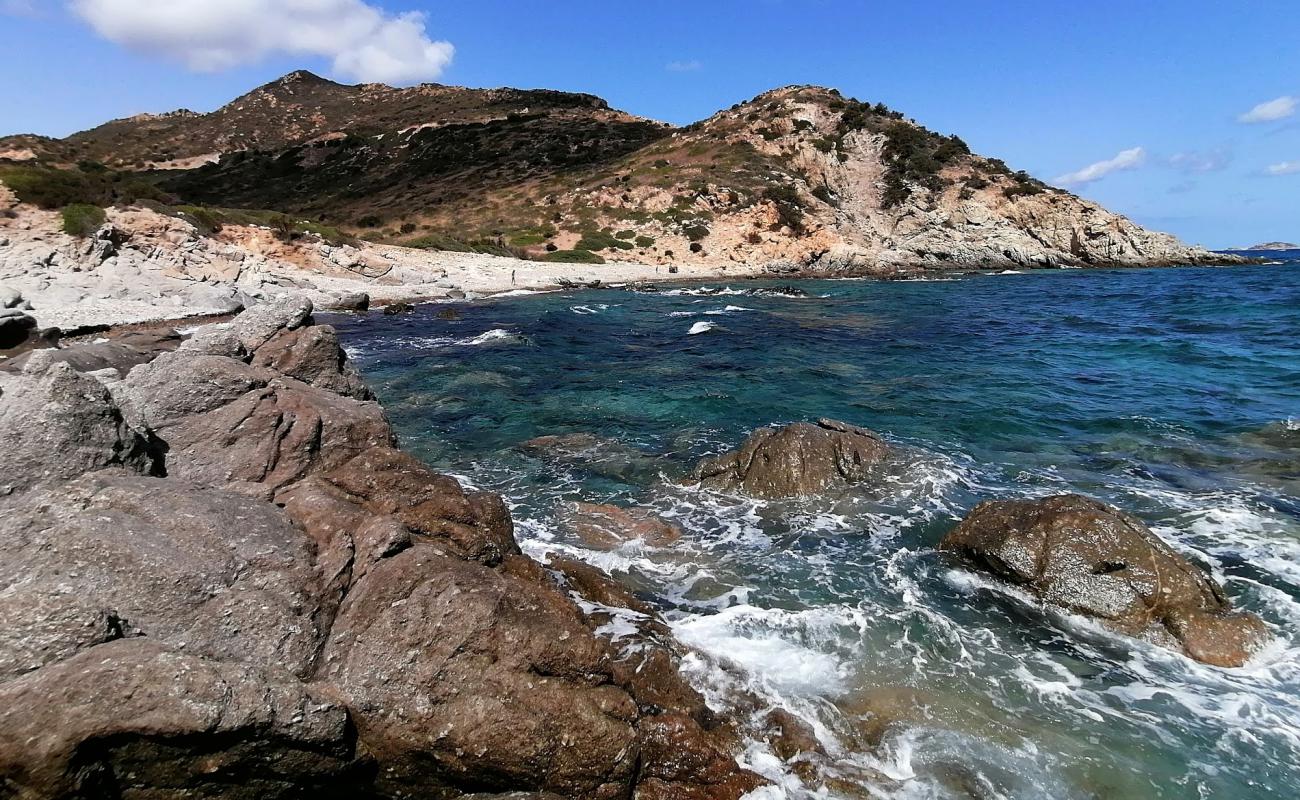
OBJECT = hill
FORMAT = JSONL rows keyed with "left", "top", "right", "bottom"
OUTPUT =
{"left": 1, "top": 74, "right": 1235, "bottom": 273}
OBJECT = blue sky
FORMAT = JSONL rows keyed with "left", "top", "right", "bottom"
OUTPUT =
{"left": 2, "top": 0, "right": 1296, "bottom": 247}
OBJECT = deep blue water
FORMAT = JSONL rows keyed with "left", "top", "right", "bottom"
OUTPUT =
{"left": 329, "top": 261, "right": 1300, "bottom": 800}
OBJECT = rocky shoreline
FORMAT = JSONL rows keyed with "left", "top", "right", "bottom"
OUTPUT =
{"left": 0, "top": 297, "right": 1272, "bottom": 798}
{"left": 0, "top": 297, "right": 769, "bottom": 799}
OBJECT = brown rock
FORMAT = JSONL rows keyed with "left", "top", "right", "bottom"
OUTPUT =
{"left": 251, "top": 324, "right": 373, "bottom": 399}
{"left": 322, "top": 445, "right": 519, "bottom": 565}
{"left": 563, "top": 501, "right": 683, "bottom": 549}
{"left": 0, "top": 472, "right": 329, "bottom": 680}
{"left": 763, "top": 708, "right": 826, "bottom": 761}
{"left": 0, "top": 639, "right": 362, "bottom": 799}
{"left": 317, "top": 545, "right": 640, "bottom": 797}
{"left": 693, "top": 418, "right": 891, "bottom": 498}
{"left": 941, "top": 494, "right": 1270, "bottom": 666}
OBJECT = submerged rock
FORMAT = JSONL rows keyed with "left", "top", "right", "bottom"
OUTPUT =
{"left": 941, "top": 494, "right": 1269, "bottom": 667}
{"left": 382, "top": 301, "right": 414, "bottom": 315}
{"left": 563, "top": 501, "right": 683, "bottom": 549}
{"left": 693, "top": 418, "right": 892, "bottom": 498}
{"left": 522, "top": 432, "right": 667, "bottom": 482}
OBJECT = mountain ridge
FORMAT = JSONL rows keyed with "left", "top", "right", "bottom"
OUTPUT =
{"left": 1, "top": 72, "right": 1237, "bottom": 273}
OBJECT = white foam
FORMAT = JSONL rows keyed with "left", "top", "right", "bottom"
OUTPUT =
{"left": 688, "top": 321, "right": 718, "bottom": 335}
{"left": 464, "top": 328, "right": 524, "bottom": 346}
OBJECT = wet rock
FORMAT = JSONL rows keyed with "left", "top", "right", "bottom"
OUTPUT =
{"left": 436, "top": 306, "right": 461, "bottom": 320}
{"left": 693, "top": 418, "right": 892, "bottom": 498}
{"left": 763, "top": 708, "right": 826, "bottom": 761}
{"left": 0, "top": 358, "right": 158, "bottom": 494}
{"left": 382, "top": 301, "right": 414, "bottom": 315}
{"left": 941, "top": 494, "right": 1270, "bottom": 666}
{"left": 563, "top": 501, "right": 683, "bottom": 549}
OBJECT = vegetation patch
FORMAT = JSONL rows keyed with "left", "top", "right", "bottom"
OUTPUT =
{"left": 542, "top": 249, "right": 605, "bottom": 264}
{"left": 576, "top": 230, "right": 635, "bottom": 251}
{"left": 762, "top": 185, "right": 805, "bottom": 234}
{"left": 61, "top": 203, "right": 106, "bottom": 237}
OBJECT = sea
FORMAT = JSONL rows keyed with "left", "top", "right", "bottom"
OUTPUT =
{"left": 327, "top": 255, "right": 1300, "bottom": 799}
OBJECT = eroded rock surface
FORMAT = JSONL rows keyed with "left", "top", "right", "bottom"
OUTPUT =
{"left": 941, "top": 494, "right": 1269, "bottom": 666}
{"left": 693, "top": 418, "right": 892, "bottom": 498}
{"left": 0, "top": 294, "right": 761, "bottom": 799}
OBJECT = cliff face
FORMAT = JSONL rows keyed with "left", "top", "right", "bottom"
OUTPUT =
{"left": 2, "top": 77, "right": 1229, "bottom": 273}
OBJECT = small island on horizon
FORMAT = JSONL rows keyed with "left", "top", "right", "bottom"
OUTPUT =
{"left": 1240, "top": 241, "right": 1300, "bottom": 251}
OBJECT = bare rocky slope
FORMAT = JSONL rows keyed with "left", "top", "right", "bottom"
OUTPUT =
{"left": 2, "top": 75, "right": 1235, "bottom": 275}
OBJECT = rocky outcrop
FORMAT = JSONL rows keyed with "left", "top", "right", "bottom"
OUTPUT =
{"left": 941, "top": 494, "right": 1270, "bottom": 667}
{"left": 693, "top": 418, "right": 892, "bottom": 498}
{"left": 0, "top": 355, "right": 159, "bottom": 494}
{"left": 0, "top": 295, "right": 761, "bottom": 798}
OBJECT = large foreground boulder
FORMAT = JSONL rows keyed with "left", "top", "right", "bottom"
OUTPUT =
{"left": 693, "top": 418, "right": 891, "bottom": 498}
{"left": 941, "top": 494, "right": 1269, "bottom": 667}
{"left": 0, "top": 294, "right": 762, "bottom": 799}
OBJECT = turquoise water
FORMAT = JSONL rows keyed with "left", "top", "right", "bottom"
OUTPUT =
{"left": 329, "top": 261, "right": 1300, "bottom": 799}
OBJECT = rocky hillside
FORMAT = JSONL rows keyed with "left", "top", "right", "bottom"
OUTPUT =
{"left": 3, "top": 75, "right": 1232, "bottom": 272}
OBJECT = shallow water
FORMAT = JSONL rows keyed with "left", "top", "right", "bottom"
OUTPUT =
{"left": 329, "top": 261, "right": 1300, "bottom": 799}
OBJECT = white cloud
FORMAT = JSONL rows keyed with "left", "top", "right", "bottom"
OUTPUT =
{"left": 1238, "top": 95, "right": 1297, "bottom": 123}
{"left": 1266, "top": 160, "right": 1300, "bottom": 176}
{"left": 1054, "top": 147, "right": 1147, "bottom": 186}
{"left": 666, "top": 60, "right": 702, "bottom": 72}
{"left": 1168, "top": 148, "right": 1231, "bottom": 173}
{"left": 67, "top": 0, "right": 454, "bottom": 85}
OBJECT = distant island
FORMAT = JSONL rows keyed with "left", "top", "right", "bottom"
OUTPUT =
{"left": 1241, "top": 241, "right": 1300, "bottom": 251}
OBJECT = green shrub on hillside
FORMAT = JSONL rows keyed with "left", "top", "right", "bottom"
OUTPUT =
{"left": 614, "top": 229, "right": 636, "bottom": 240}
{"left": 576, "top": 230, "right": 634, "bottom": 251}
{"left": 403, "top": 234, "right": 476, "bottom": 252}
{"left": 61, "top": 203, "right": 106, "bottom": 237}
{"left": 683, "top": 224, "right": 710, "bottom": 242}
{"left": 762, "top": 185, "right": 805, "bottom": 234}
{"left": 635, "top": 235, "right": 655, "bottom": 248}
{"left": 0, "top": 165, "right": 172, "bottom": 209}
{"left": 175, "top": 205, "right": 224, "bottom": 235}
{"left": 542, "top": 249, "right": 606, "bottom": 264}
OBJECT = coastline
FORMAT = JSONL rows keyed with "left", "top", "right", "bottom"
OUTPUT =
{"left": 23, "top": 252, "right": 1272, "bottom": 343}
